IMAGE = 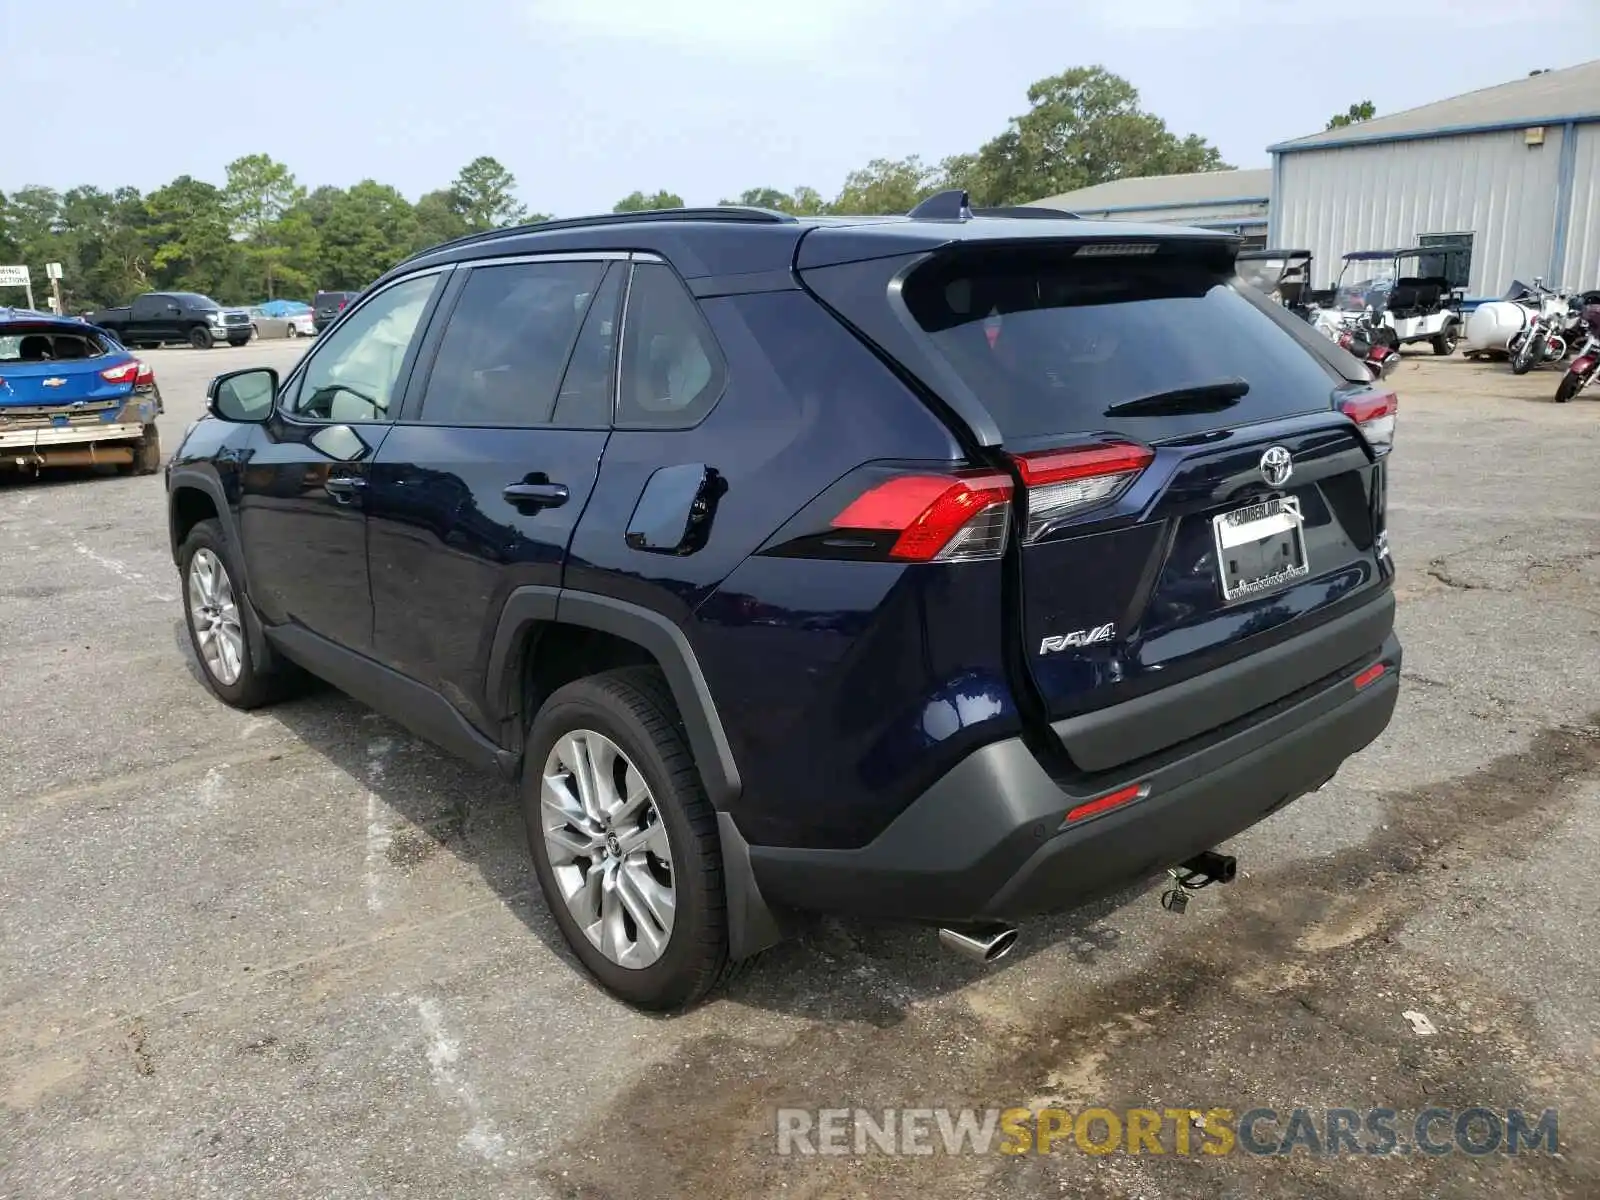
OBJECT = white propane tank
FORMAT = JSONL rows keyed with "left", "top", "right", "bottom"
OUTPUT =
{"left": 1464, "top": 302, "right": 1528, "bottom": 354}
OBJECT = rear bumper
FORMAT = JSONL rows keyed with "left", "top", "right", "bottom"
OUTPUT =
{"left": 746, "top": 633, "right": 1400, "bottom": 925}
{"left": 0, "top": 420, "right": 146, "bottom": 449}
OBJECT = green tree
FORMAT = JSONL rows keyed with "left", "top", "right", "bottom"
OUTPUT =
{"left": 224, "top": 154, "right": 306, "bottom": 298}
{"left": 143, "top": 176, "right": 240, "bottom": 298}
{"left": 412, "top": 189, "right": 471, "bottom": 252}
{"left": 318, "top": 181, "right": 420, "bottom": 288}
{"left": 451, "top": 156, "right": 528, "bottom": 230}
{"left": 831, "top": 157, "right": 944, "bottom": 215}
{"left": 718, "top": 186, "right": 829, "bottom": 215}
{"left": 614, "top": 189, "right": 686, "bottom": 213}
{"left": 961, "top": 65, "right": 1231, "bottom": 206}
{"left": 1326, "top": 101, "right": 1377, "bottom": 130}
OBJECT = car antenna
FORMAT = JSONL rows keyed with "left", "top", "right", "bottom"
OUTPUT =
{"left": 908, "top": 189, "right": 973, "bottom": 221}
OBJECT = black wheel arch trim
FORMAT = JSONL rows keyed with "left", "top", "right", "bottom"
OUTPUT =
{"left": 166, "top": 464, "right": 280, "bottom": 676}
{"left": 488, "top": 587, "right": 742, "bottom": 810}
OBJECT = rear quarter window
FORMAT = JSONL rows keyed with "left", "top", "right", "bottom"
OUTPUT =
{"left": 901, "top": 245, "right": 1353, "bottom": 443}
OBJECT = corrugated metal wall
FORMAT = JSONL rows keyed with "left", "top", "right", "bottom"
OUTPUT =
{"left": 1275, "top": 128, "right": 1568, "bottom": 296}
{"left": 1560, "top": 123, "right": 1600, "bottom": 293}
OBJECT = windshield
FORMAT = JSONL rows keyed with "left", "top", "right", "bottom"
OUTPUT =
{"left": 1334, "top": 262, "right": 1396, "bottom": 312}
{"left": 901, "top": 245, "right": 1345, "bottom": 441}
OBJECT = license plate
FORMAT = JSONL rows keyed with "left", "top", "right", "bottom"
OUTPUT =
{"left": 1212, "top": 496, "right": 1310, "bottom": 601}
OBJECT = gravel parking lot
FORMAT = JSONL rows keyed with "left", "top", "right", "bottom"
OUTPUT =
{"left": 2, "top": 341, "right": 1598, "bottom": 1199}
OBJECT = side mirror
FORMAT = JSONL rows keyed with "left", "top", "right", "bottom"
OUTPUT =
{"left": 208, "top": 367, "right": 278, "bottom": 423}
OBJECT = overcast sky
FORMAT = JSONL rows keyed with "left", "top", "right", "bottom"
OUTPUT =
{"left": 4, "top": 0, "right": 1596, "bottom": 215}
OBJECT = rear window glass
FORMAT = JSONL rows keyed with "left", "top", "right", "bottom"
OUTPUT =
{"left": 0, "top": 327, "right": 110, "bottom": 361}
{"left": 902, "top": 247, "right": 1349, "bottom": 441}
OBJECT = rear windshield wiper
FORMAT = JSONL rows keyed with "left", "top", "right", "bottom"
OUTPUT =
{"left": 1104, "top": 378, "right": 1250, "bottom": 417}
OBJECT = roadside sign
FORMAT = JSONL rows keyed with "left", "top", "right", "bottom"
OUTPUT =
{"left": 0, "top": 265, "right": 30, "bottom": 287}
{"left": 45, "top": 262, "right": 63, "bottom": 280}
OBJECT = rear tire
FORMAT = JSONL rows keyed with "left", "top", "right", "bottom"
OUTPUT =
{"left": 189, "top": 326, "right": 213, "bottom": 350}
{"left": 522, "top": 667, "right": 729, "bottom": 1011}
{"left": 119, "top": 423, "right": 162, "bottom": 475}
{"left": 178, "top": 519, "right": 297, "bottom": 709}
{"left": 286, "top": 324, "right": 299, "bottom": 339}
{"left": 1431, "top": 324, "right": 1458, "bottom": 356}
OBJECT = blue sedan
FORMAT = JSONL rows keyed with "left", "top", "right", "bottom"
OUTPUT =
{"left": 0, "top": 309, "right": 165, "bottom": 474}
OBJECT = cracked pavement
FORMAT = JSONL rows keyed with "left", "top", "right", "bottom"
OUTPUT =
{"left": 1, "top": 346, "right": 1597, "bottom": 1199}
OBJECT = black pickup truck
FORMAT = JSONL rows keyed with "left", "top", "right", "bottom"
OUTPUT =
{"left": 86, "top": 292, "right": 252, "bottom": 349}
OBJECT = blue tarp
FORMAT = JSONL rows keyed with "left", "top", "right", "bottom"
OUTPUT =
{"left": 256, "top": 299, "right": 310, "bottom": 316}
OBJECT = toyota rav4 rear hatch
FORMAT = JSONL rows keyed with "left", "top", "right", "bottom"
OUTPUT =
{"left": 801, "top": 230, "right": 1396, "bottom": 774}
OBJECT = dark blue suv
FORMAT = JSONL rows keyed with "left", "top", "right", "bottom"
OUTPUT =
{"left": 166, "top": 200, "right": 1401, "bottom": 1009}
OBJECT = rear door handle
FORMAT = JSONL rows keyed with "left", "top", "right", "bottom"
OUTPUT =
{"left": 503, "top": 482, "right": 569, "bottom": 509}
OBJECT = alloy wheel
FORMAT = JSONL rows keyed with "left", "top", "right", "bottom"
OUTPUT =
{"left": 187, "top": 548, "right": 245, "bottom": 685}
{"left": 541, "top": 730, "right": 675, "bottom": 969}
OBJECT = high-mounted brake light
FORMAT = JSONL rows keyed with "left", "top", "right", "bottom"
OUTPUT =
{"left": 832, "top": 471, "right": 1013, "bottom": 562}
{"left": 1341, "top": 389, "right": 1397, "bottom": 454}
{"left": 1012, "top": 442, "right": 1154, "bottom": 541}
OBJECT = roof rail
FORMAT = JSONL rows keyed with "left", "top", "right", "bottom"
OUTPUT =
{"left": 395, "top": 205, "right": 799, "bottom": 267}
{"left": 971, "top": 205, "right": 1082, "bottom": 220}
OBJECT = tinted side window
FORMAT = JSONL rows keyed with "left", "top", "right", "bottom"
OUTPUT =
{"left": 551, "top": 263, "right": 623, "bottom": 427}
{"left": 286, "top": 273, "right": 438, "bottom": 422}
{"left": 419, "top": 260, "right": 605, "bottom": 427}
{"left": 616, "top": 263, "right": 726, "bottom": 428}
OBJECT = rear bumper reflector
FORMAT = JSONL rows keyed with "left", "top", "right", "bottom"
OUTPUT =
{"left": 1062, "top": 781, "right": 1150, "bottom": 827}
{"left": 1353, "top": 662, "right": 1387, "bottom": 690}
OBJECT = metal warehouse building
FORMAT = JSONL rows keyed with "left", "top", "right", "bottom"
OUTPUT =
{"left": 1033, "top": 168, "right": 1271, "bottom": 246}
{"left": 1269, "top": 59, "right": 1600, "bottom": 298}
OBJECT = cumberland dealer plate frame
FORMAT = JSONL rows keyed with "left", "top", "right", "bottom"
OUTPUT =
{"left": 1213, "top": 495, "right": 1310, "bottom": 602}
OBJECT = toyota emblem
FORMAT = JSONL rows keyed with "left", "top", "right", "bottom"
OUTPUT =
{"left": 1259, "top": 446, "right": 1293, "bottom": 487}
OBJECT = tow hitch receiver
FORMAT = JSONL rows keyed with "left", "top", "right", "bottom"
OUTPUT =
{"left": 1159, "top": 851, "right": 1238, "bottom": 914}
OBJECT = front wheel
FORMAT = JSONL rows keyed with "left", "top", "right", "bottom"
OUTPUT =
{"left": 523, "top": 667, "right": 729, "bottom": 1011}
{"left": 1511, "top": 332, "right": 1542, "bottom": 375}
{"left": 1556, "top": 373, "right": 1582, "bottom": 403}
{"left": 189, "top": 326, "right": 214, "bottom": 350}
{"left": 286, "top": 324, "right": 299, "bottom": 339}
{"left": 179, "top": 519, "right": 297, "bottom": 708}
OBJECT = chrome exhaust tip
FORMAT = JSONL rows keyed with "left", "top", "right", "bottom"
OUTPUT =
{"left": 939, "top": 924, "right": 1019, "bottom": 964}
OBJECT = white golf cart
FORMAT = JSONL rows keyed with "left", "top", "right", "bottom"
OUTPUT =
{"left": 1322, "top": 247, "right": 1464, "bottom": 356}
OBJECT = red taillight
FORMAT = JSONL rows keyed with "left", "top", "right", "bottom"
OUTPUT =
{"left": 1340, "top": 389, "right": 1397, "bottom": 454}
{"left": 828, "top": 442, "right": 1152, "bottom": 563}
{"left": 832, "top": 471, "right": 1013, "bottom": 562}
{"left": 1011, "top": 442, "right": 1154, "bottom": 541}
{"left": 1063, "top": 782, "right": 1150, "bottom": 825}
{"left": 338, "top": 299, "right": 348, "bottom": 310}
{"left": 100, "top": 359, "right": 154, "bottom": 389}
{"left": 1353, "top": 662, "right": 1386, "bottom": 689}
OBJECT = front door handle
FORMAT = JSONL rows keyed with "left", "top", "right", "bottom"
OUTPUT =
{"left": 503, "top": 481, "right": 569, "bottom": 509}
{"left": 324, "top": 475, "right": 367, "bottom": 502}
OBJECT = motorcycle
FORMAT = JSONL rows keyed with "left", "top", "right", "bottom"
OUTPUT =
{"left": 1318, "top": 305, "right": 1401, "bottom": 380}
{"left": 1555, "top": 302, "right": 1600, "bottom": 402}
{"left": 1508, "top": 279, "right": 1571, "bottom": 374}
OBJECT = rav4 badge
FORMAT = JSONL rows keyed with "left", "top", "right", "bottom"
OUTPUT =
{"left": 1040, "top": 623, "right": 1116, "bottom": 654}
